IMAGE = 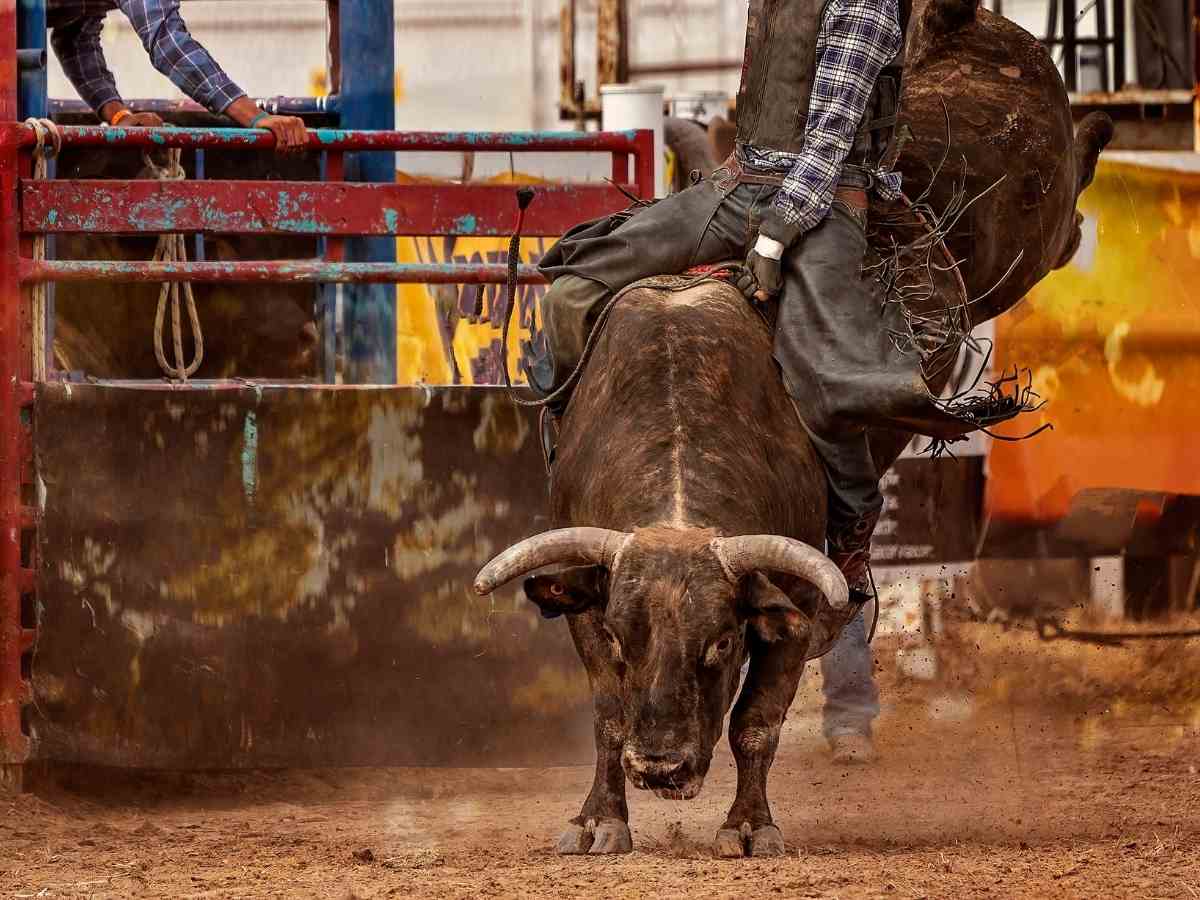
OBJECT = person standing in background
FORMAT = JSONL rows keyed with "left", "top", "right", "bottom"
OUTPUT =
{"left": 48, "top": 0, "right": 307, "bottom": 149}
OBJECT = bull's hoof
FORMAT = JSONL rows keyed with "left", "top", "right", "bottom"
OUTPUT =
{"left": 556, "top": 818, "right": 633, "bottom": 855}
{"left": 713, "top": 827, "right": 747, "bottom": 858}
{"left": 587, "top": 818, "right": 633, "bottom": 855}
{"left": 556, "top": 823, "right": 593, "bottom": 855}
{"left": 749, "top": 824, "right": 786, "bottom": 857}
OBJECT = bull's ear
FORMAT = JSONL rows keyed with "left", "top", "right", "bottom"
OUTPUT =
{"left": 523, "top": 565, "right": 606, "bottom": 619}
{"left": 743, "top": 574, "right": 811, "bottom": 644}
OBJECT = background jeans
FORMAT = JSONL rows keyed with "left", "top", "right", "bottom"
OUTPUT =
{"left": 820, "top": 606, "right": 880, "bottom": 740}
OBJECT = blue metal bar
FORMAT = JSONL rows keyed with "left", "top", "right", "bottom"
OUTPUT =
{"left": 17, "top": 0, "right": 46, "bottom": 119}
{"left": 192, "top": 150, "right": 206, "bottom": 261}
{"left": 317, "top": 151, "right": 337, "bottom": 384}
{"left": 338, "top": 0, "right": 397, "bottom": 384}
{"left": 19, "top": 0, "right": 51, "bottom": 378}
{"left": 17, "top": 48, "right": 43, "bottom": 70}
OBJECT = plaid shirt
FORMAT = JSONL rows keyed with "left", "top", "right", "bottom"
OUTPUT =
{"left": 48, "top": 0, "right": 246, "bottom": 116}
{"left": 740, "top": 0, "right": 904, "bottom": 239}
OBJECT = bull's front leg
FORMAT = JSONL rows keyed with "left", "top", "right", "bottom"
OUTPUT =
{"left": 715, "top": 636, "right": 808, "bottom": 858}
{"left": 557, "top": 612, "right": 633, "bottom": 855}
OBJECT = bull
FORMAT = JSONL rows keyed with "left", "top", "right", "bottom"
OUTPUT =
{"left": 474, "top": 0, "right": 1110, "bottom": 859}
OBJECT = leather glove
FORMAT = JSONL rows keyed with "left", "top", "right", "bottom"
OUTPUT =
{"left": 736, "top": 245, "right": 784, "bottom": 303}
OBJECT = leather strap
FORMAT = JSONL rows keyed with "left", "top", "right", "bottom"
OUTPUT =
{"left": 834, "top": 187, "right": 868, "bottom": 209}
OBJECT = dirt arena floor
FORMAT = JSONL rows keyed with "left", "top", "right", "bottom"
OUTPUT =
{"left": 3, "top": 623, "right": 1199, "bottom": 899}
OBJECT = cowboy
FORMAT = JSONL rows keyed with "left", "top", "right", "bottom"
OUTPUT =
{"left": 48, "top": 0, "right": 307, "bottom": 149}
{"left": 534, "top": 0, "right": 905, "bottom": 604}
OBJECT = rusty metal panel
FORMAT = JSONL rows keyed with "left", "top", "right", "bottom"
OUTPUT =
{"left": 31, "top": 384, "right": 591, "bottom": 769}
{"left": 22, "top": 181, "right": 641, "bottom": 238}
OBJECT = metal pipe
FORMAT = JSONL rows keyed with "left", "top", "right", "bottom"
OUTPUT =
{"left": 22, "top": 260, "right": 546, "bottom": 285}
{"left": 48, "top": 95, "right": 341, "bottom": 117}
{"left": 1, "top": 0, "right": 35, "bottom": 776}
{"left": 12, "top": 124, "right": 651, "bottom": 154}
{"left": 339, "top": 0, "right": 398, "bottom": 385}
{"left": 628, "top": 58, "right": 743, "bottom": 76}
{"left": 16, "top": 48, "right": 43, "bottom": 70}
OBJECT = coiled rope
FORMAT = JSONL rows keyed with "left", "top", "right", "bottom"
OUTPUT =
{"left": 25, "top": 118, "right": 61, "bottom": 383}
{"left": 142, "top": 148, "right": 204, "bottom": 380}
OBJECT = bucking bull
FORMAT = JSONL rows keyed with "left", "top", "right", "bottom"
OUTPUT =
{"left": 474, "top": 0, "right": 1112, "bottom": 858}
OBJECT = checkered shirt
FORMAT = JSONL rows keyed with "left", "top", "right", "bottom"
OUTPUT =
{"left": 740, "top": 0, "right": 904, "bottom": 240}
{"left": 48, "top": 0, "right": 246, "bottom": 116}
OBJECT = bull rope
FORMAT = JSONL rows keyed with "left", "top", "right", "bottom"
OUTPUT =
{"left": 25, "top": 118, "right": 62, "bottom": 383}
{"left": 142, "top": 148, "right": 204, "bottom": 381}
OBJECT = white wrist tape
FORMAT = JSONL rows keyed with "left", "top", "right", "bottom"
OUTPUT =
{"left": 754, "top": 234, "right": 786, "bottom": 261}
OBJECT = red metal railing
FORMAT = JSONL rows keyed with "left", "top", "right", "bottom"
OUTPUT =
{"left": 14, "top": 125, "right": 655, "bottom": 284}
{"left": 0, "top": 119, "right": 656, "bottom": 776}
{"left": 0, "top": 1, "right": 35, "bottom": 782}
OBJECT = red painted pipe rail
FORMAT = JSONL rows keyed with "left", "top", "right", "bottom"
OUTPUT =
{"left": 21, "top": 259, "right": 546, "bottom": 285}
{"left": 12, "top": 123, "right": 652, "bottom": 155}
{"left": 22, "top": 180, "right": 639, "bottom": 238}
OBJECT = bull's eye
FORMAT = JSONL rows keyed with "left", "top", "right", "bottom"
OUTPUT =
{"left": 704, "top": 633, "right": 736, "bottom": 667}
{"left": 549, "top": 582, "right": 566, "bottom": 598}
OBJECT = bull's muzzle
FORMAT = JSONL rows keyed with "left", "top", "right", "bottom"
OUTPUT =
{"left": 622, "top": 747, "right": 704, "bottom": 800}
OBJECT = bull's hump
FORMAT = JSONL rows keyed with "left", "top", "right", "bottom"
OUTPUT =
{"left": 555, "top": 279, "right": 821, "bottom": 539}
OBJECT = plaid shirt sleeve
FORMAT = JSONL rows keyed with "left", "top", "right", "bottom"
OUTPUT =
{"left": 115, "top": 0, "right": 246, "bottom": 115}
{"left": 762, "top": 0, "right": 903, "bottom": 245}
{"left": 51, "top": 15, "right": 123, "bottom": 114}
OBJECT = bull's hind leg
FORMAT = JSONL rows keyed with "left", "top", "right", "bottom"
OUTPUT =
{"left": 558, "top": 614, "right": 632, "bottom": 855}
{"left": 715, "top": 640, "right": 808, "bottom": 858}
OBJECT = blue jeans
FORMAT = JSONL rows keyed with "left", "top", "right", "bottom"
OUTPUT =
{"left": 820, "top": 608, "right": 880, "bottom": 740}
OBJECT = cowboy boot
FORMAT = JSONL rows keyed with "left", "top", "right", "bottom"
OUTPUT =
{"left": 526, "top": 345, "right": 567, "bottom": 470}
{"left": 826, "top": 508, "right": 882, "bottom": 604}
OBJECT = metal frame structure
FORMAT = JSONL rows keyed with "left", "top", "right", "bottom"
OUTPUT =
{"left": 560, "top": 0, "right": 1197, "bottom": 139}
{"left": 0, "top": 0, "right": 655, "bottom": 783}
{"left": 1043, "top": 0, "right": 1127, "bottom": 93}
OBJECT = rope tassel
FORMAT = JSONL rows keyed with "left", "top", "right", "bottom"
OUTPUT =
{"left": 144, "top": 148, "right": 204, "bottom": 381}
{"left": 25, "top": 118, "right": 62, "bottom": 383}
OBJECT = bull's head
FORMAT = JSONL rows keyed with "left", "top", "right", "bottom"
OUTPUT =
{"left": 474, "top": 527, "right": 847, "bottom": 799}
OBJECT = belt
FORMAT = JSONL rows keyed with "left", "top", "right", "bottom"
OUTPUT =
{"left": 834, "top": 186, "right": 867, "bottom": 209}
{"left": 718, "top": 153, "right": 879, "bottom": 192}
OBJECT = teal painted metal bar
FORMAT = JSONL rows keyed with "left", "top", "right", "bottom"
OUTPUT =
{"left": 21, "top": 259, "right": 545, "bottom": 285}
{"left": 12, "top": 123, "right": 652, "bottom": 155}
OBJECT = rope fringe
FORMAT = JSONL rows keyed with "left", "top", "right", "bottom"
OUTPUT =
{"left": 25, "top": 118, "right": 62, "bottom": 383}
{"left": 144, "top": 149, "right": 204, "bottom": 381}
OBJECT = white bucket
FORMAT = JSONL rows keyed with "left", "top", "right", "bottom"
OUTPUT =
{"left": 600, "top": 83, "right": 666, "bottom": 199}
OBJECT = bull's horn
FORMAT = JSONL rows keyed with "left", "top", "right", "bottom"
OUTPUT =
{"left": 474, "top": 527, "right": 631, "bottom": 595}
{"left": 715, "top": 535, "right": 850, "bottom": 610}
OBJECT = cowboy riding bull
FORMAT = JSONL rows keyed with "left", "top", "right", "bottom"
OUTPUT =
{"left": 474, "top": 0, "right": 1111, "bottom": 858}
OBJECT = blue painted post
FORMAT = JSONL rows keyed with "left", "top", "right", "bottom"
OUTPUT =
{"left": 17, "top": 0, "right": 45, "bottom": 119}
{"left": 336, "top": 0, "right": 397, "bottom": 384}
{"left": 18, "top": 0, "right": 53, "bottom": 378}
{"left": 317, "top": 151, "right": 338, "bottom": 384}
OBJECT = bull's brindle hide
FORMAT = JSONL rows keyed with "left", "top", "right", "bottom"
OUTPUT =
{"left": 477, "top": 0, "right": 1112, "bottom": 860}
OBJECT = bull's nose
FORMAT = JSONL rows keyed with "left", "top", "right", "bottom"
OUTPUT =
{"left": 623, "top": 747, "right": 686, "bottom": 783}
